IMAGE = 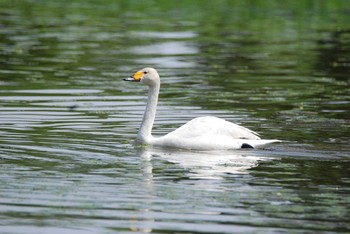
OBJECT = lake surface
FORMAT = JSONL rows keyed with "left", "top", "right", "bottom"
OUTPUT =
{"left": 0, "top": 1, "right": 349, "bottom": 233}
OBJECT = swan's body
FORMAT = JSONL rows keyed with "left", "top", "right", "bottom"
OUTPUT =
{"left": 123, "top": 68, "right": 280, "bottom": 150}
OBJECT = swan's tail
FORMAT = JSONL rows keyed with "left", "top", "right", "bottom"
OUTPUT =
{"left": 241, "top": 139, "right": 281, "bottom": 149}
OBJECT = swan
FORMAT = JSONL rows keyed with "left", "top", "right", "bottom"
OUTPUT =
{"left": 123, "top": 67, "right": 281, "bottom": 150}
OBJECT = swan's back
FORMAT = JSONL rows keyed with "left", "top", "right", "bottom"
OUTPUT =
{"left": 164, "top": 116, "right": 260, "bottom": 140}
{"left": 149, "top": 116, "right": 268, "bottom": 150}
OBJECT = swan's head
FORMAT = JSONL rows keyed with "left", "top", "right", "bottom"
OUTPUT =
{"left": 123, "top": 67, "right": 160, "bottom": 86}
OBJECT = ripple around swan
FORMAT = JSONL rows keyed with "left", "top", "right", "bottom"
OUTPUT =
{"left": 1, "top": 89, "right": 349, "bottom": 233}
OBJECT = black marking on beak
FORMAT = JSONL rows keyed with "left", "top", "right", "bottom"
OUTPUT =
{"left": 123, "top": 76, "right": 140, "bottom": 82}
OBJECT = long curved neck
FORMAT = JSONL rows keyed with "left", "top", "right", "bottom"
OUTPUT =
{"left": 137, "top": 83, "right": 160, "bottom": 143}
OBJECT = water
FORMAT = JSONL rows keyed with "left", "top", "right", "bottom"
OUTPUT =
{"left": 1, "top": 1, "right": 349, "bottom": 233}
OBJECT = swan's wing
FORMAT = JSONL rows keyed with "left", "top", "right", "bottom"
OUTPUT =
{"left": 164, "top": 116, "right": 260, "bottom": 140}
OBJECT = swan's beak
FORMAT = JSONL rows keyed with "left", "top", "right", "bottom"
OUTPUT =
{"left": 123, "top": 70, "right": 143, "bottom": 82}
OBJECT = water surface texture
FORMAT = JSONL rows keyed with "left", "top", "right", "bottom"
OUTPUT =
{"left": 1, "top": 1, "right": 349, "bottom": 233}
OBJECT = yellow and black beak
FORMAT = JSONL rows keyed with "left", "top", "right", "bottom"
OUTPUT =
{"left": 123, "top": 70, "right": 144, "bottom": 82}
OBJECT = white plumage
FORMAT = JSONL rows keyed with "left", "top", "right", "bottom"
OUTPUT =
{"left": 123, "top": 67, "right": 280, "bottom": 150}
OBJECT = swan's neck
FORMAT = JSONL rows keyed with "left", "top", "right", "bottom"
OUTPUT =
{"left": 137, "top": 83, "right": 159, "bottom": 143}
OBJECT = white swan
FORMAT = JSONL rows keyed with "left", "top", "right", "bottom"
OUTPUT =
{"left": 123, "top": 67, "right": 281, "bottom": 150}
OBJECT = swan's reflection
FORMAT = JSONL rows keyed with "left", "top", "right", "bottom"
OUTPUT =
{"left": 138, "top": 147, "right": 274, "bottom": 180}
{"left": 132, "top": 147, "right": 276, "bottom": 233}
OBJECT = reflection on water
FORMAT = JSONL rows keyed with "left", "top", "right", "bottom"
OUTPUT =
{"left": 0, "top": 1, "right": 349, "bottom": 233}
{"left": 139, "top": 147, "right": 275, "bottom": 180}
{"left": 130, "top": 41, "right": 198, "bottom": 55}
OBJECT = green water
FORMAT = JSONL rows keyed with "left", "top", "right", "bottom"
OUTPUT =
{"left": 0, "top": 1, "right": 349, "bottom": 233}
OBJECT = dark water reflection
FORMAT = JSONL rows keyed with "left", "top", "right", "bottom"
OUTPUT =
{"left": 0, "top": 1, "right": 349, "bottom": 233}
